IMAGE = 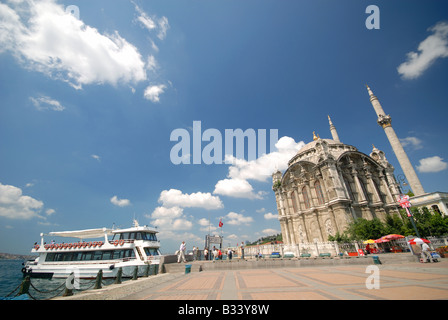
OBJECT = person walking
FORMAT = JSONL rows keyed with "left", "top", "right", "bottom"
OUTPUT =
{"left": 227, "top": 248, "right": 233, "bottom": 260}
{"left": 178, "top": 241, "right": 187, "bottom": 263}
{"left": 192, "top": 246, "right": 197, "bottom": 261}
{"left": 421, "top": 242, "right": 432, "bottom": 263}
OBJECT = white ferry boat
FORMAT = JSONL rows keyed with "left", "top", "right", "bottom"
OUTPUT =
{"left": 22, "top": 221, "right": 162, "bottom": 279}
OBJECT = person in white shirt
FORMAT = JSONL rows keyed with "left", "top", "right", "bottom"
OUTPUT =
{"left": 421, "top": 242, "right": 432, "bottom": 263}
{"left": 178, "top": 241, "right": 187, "bottom": 263}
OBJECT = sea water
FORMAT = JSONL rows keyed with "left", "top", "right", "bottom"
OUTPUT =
{"left": 0, "top": 260, "right": 25, "bottom": 298}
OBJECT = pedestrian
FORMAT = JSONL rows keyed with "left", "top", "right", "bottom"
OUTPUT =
{"left": 192, "top": 246, "right": 197, "bottom": 261}
{"left": 365, "top": 244, "right": 371, "bottom": 255}
{"left": 421, "top": 242, "right": 432, "bottom": 263}
{"left": 212, "top": 246, "right": 218, "bottom": 262}
{"left": 178, "top": 241, "right": 187, "bottom": 263}
{"left": 227, "top": 248, "right": 233, "bottom": 260}
{"left": 204, "top": 247, "right": 209, "bottom": 260}
{"left": 241, "top": 245, "right": 245, "bottom": 259}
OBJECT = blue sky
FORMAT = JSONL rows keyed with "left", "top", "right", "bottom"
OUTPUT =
{"left": 1, "top": 0, "right": 447, "bottom": 255}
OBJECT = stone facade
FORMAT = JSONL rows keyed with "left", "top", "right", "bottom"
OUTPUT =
{"left": 272, "top": 119, "right": 401, "bottom": 245}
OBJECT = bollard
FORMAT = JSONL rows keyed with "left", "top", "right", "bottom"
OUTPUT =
{"left": 63, "top": 287, "right": 73, "bottom": 297}
{"left": 114, "top": 267, "right": 122, "bottom": 284}
{"left": 63, "top": 272, "right": 74, "bottom": 296}
{"left": 18, "top": 276, "right": 31, "bottom": 296}
{"left": 132, "top": 266, "right": 138, "bottom": 280}
{"left": 94, "top": 269, "right": 103, "bottom": 289}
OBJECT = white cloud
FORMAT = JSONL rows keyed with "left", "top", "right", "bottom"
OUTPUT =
{"left": 416, "top": 156, "right": 448, "bottom": 173}
{"left": 0, "top": 182, "right": 44, "bottom": 219}
{"left": 0, "top": 0, "right": 148, "bottom": 89}
{"left": 397, "top": 22, "right": 448, "bottom": 80}
{"left": 143, "top": 84, "right": 166, "bottom": 103}
{"left": 261, "top": 228, "right": 279, "bottom": 235}
{"left": 213, "top": 178, "right": 264, "bottom": 199}
{"left": 91, "top": 154, "right": 101, "bottom": 162}
{"left": 157, "top": 16, "right": 170, "bottom": 40}
{"left": 226, "top": 136, "right": 304, "bottom": 182}
{"left": 133, "top": 2, "right": 169, "bottom": 40}
{"left": 110, "top": 195, "right": 131, "bottom": 207}
{"left": 158, "top": 189, "right": 223, "bottom": 210}
{"left": 225, "top": 212, "right": 254, "bottom": 226}
{"left": 400, "top": 136, "right": 423, "bottom": 150}
{"left": 264, "top": 212, "right": 277, "bottom": 220}
{"left": 214, "top": 136, "right": 304, "bottom": 199}
{"left": 147, "top": 206, "right": 192, "bottom": 231}
{"left": 30, "top": 95, "right": 65, "bottom": 111}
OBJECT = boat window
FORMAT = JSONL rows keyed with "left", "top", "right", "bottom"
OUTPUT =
{"left": 72, "top": 252, "right": 82, "bottom": 261}
{"left": 93, "top": 251, "right": 102, "bottom": 260}
{"left": 112, "top": 250, "right": 123, "bottom": 260}
{"left": 102, "top": 251, "right": 113, "bottom": 260}
{"left": 135, "top": 232, "right": 142, "bottom": 240}
{"left": 144, "top": 247, "right": 159, "bottom": 256}
{"left": 143, "top": 233, "right": 156, "bottom": 241}
{"left": 81, "top": 252, "right": 94, "bottom": 261}
{"left": 123, "top": 249, "right": 135, "bottom": 258}
{"left": 63, "top": 253, "right": 73, "bottom": 261}
{"left": 43, "top": 249, "right": 139, "bottom": 262}
{"left": 45, "top": 253, "right": 55, "bottom": 261}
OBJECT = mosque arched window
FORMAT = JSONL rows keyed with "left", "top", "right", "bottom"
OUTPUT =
{"left": 315, "top": 180, "right": 325, "bottom": 205}
{"left": 302, "top": 186, "right": 310, "bottom": 209}
{"left": 291, "top": 190, "right": 298, "bottom": 212}
{"left": 343, "top": 177, "right": 354, "bottom": 201}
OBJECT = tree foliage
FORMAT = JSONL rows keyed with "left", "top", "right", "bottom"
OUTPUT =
{"left": 329, "top": 207, "right": 448, "bottom": 242}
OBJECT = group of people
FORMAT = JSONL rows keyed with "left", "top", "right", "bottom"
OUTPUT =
{"left": 176, "top": 241, "right": 240, "bottom": 263}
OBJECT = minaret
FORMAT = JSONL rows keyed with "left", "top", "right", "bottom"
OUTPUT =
{"left": 366, "top": 85, "right": 425, "bottom": 196}
{"left": 328, "top": 115, "right": 340, "bottom": 142}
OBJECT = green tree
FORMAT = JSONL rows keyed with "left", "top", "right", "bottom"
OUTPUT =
{"left": 384, "top": 213, "right": 412, "bottom": 236}
{"left": 328, "top": 232, "right": 350, "bottom": 243}
{"left": 344, "top": 218, "right": 386, "bottom": 241}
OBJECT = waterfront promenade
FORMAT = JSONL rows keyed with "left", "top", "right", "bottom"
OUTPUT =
{"left": 55, "top": 255, "right": 448, "bottom": 300}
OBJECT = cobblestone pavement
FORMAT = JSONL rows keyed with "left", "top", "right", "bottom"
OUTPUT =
{"left": 117, "top": 260, "right": 448, "bottom": 300}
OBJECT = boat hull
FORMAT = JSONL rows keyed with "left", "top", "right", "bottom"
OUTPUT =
{"left": 22, "top": 261, "right": 160, "bottom": 279}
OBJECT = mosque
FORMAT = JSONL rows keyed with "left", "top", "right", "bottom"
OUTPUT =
{"left": 272, "top": 85, "right": 448, "bottom": 245}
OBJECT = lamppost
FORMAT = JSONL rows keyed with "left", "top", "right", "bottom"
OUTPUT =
{"left": 397, "top": 194, "right": 421, "bottom": 238}
{"left": 396, "top": 174, "right": 409, "bottom": 194}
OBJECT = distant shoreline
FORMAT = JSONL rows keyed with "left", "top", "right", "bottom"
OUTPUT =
{"left": 0, "top": 253, "right": 37, "bottom": 261}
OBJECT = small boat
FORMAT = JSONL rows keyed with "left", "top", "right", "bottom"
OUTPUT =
{"left": 22, "top": 220, "right": 162, "bottom": 279}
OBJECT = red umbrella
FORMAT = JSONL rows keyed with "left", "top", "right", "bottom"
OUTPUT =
{"left": 381, "top": 234, "right": 404, "bottom": 240}
{"left": 375, "top": 238, "right": 389, "bottom": 243}
{"left": 408, "top": 238, "right": 430, "bottom": 245}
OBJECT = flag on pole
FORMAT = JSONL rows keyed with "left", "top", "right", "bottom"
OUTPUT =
{"left": 219, "top": 219, "right": 223, "bottom": 228}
